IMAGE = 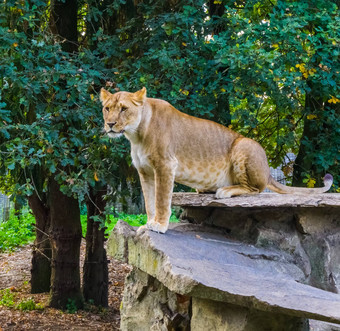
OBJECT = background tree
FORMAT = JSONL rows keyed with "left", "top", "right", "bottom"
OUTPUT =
{"left": 83, "top": 185, "right": 108, "bottom": 307}
{"left": 0, "top": 0, "right": 110, "bottom": 308}
{"left": 48, "top": 0, "right": 84, "bottom": 309}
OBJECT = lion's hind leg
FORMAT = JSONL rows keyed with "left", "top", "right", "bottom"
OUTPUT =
{"left": 215, "top": 185, "right": 259, "bottom": 199}
{"left": 216, "top": 137, "right": 268, "bottom": 199}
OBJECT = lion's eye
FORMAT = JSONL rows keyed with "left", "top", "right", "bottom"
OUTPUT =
{"left": 105, "top": 107, "right": 110, "bottom": 112}
{"left": 121, "top": 106, "right": 127, "bottom": 112}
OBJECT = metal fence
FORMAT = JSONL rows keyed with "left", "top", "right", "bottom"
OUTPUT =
{"left": 0, "top": 193, "right": 11, "bottom": 222}
{"left": 264, "top": 153, "right": 296, "bottom": 192}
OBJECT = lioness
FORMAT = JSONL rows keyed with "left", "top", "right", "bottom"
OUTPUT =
{"left": 100, "top": 87, "right": 333, "bottom": 233}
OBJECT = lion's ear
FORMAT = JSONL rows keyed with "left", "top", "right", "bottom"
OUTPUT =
{"left": 132, "top": 87, "right": 147, "bottom": 105}
{"left": 100, "top": 88, "right": 112, "bottom": 104}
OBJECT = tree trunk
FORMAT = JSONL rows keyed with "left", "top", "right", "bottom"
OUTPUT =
{"left": 208, "top": 0, "right": 231, "bottom": 126}
{"left": 48, "top": 0, "right": 82, "bottom": 309}
{"left": 28, "top": 193, "right": 52, "bottom": 293}
{"left": 49, "top": 178, "right": 83, "bottom": 309}
{"left": 50, "top": 0, "right": 78, "bottom": 53}
{"left": 83, "top": 187, "right": 108, "bottom": 307}
{"left": 293, "top": 92, "right": 322, "bottom": 187}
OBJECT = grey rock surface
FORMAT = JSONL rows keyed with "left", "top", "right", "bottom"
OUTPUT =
{"left": 108, "top": 221, "right": 340, "bottom": 325}
{"left": 120, "top": 268, "right": 191, "bottom": 331}
{"left": 171, "top": 192, "right": 340, "bottom": 208}
{"left": 191, "top": 297, "right": 307, "bottom": 331}
{"left": 179, "top": 198, "right": 340, "bottom": 293}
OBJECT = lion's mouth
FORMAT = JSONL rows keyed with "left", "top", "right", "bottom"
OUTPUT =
{"left": 107, "top": 129, "right": 125, "bottom": 133}
{"left": 106, "top": 129, "right": 125, "bottom": 137}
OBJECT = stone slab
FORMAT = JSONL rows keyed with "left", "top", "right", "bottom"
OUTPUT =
{"left": 171, "top": 192, "right": 340, "bottom": 208}
{"left": 108, "top": 221, "right": 340, "bottom": 325}
{"left": 191, "top": 297, "right": 308, "bottom": 331}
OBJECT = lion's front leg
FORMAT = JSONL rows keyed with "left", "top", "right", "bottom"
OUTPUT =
{"left": 146, "top": 161, "right": 176, "bottom": 234}
{"left": 138, "top": 169, "right": 156, "bottom": 223}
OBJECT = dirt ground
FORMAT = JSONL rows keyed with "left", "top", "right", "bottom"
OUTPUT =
{"left": 0, "top": 242, "right": 131, "bottom": 330}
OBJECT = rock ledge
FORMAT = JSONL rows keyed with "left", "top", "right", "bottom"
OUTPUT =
{"left": 108, "top": 221, "right": 340, "bottom": 325}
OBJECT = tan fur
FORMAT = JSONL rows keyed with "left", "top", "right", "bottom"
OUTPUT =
{"left": 100, "top": 88, "right": 333, "bottom": 233}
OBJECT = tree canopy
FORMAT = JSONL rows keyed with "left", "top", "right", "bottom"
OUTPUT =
{"left": 1, "top": 0, "right": 339, "bottom": 197}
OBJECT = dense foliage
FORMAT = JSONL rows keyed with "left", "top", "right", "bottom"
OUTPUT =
{"left": 1, "top": 0, "right": 339, "bottom": 200}
{"left": 0, "top": 0, "right": 338, "bottom": 311}
{"left": 0, "top": 5, "right": 120, "bottom": 201}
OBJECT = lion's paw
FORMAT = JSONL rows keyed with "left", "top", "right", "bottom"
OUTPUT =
{"left": 216, "top": 187, "right": 232, "bottom": 199}
{"left": 146, "top": 220, "right": 168, "bottom": 234}
{"left": 136, "top": 225, "right": 148, "bottom": 235}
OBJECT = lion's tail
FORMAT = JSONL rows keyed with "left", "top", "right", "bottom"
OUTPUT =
{"left": 267, "top": 174, "right": 333, "bottom": 194}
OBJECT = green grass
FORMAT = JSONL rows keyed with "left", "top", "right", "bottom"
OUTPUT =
{"left": 0, "top": 209, "right": 179, "bottom": 252}
{"left": 0, "top": 288, "right": 15, "bottom": 308}
{"left": 0, "top": 211, "right": 35, "bottom": 252}
{"left": 0, "top": 288, "right": 44, "bottom": 311}
{"left": 81, "top": 211, "right": 178, "bottom": 236}
{"left": 80, "top": 213, "right": 147, "bottom": 236}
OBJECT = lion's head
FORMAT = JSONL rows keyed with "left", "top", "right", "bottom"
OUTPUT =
{"left": 100, "top": 87, "right": 147, "bottom": 138}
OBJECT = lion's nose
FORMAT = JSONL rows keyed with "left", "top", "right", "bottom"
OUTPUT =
{"left": 107, "top": 122, "right": 117, "bottom": 129}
